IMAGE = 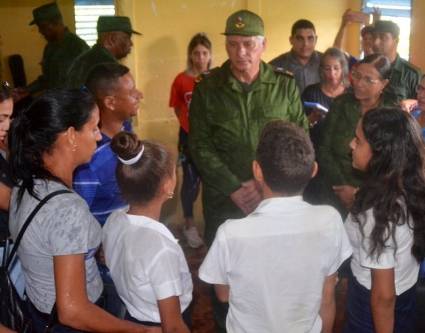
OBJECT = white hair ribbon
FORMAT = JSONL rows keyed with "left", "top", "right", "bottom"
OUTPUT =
{"left": 117, "top": 145, "right": 144, "bottom": 165}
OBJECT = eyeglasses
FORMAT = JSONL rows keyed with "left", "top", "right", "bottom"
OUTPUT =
{"left": 416, "top": 84, "right": 425, "bottom": 93}
{"left": 350, "top": 71, "right": 381, "bottom": 85}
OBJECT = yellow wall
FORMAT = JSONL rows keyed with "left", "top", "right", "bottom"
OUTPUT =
{"left": 0, "top": 0, "right": 75, "bottom": 83}
{"left": 117, "top": 0, "right": 353, "bottom": 224}
{"left": 411, "top": 0, "right": 425, "bottom": 71}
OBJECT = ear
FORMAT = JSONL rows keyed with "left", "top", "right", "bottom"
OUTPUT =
{"left": 252, "top": 160, "right": 264, "bottom": 183}
{"left": 381, "top": 78, "right": 390, "bottom": 89}
{"left": 289, "top": 35, "right": 294, "bottom": 46}
{"left": 65, "top": 126, "right": 77, "bottom": 145}
{"left": 103, "top": 95, "right": 115, "bottom": 110}
{"left": 311, "top": 161, "right": 318, "bottom": 179}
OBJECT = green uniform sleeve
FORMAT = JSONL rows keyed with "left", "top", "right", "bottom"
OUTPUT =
{"left": 287, "top": 78, "right": 309, "bottom": 131}
{"left": 317, "top": 103, "right": 347, "bottom": 185}
{"left": 189, "top": 86, "right": 241, "bottom": 196}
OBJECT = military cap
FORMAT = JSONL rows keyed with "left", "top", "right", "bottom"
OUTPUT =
{"left": 373, "top": 20, "right": 400, "bottom": 39}
{"left": 29, "top": 2, "right": 62, "bottom": 25}
{"left": 223, "top": 10, "right": 264, "bottom": 36}
{"left": 97, "top": 16, "right": 141, "bottom": 35}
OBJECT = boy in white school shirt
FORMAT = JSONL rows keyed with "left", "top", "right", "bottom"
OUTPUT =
{"left": 199, "top": 120, "right": 352, "bottom": 333}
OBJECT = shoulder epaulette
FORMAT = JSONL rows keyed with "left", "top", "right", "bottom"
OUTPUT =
{"left": 195, "top": 67, "right": 220, "bottom": 83}
{"left": 273, "top": 66, "right": 294, "bottom": 78}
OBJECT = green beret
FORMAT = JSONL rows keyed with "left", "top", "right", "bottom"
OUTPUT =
{"left": 97, "top": 16, "right": 142, "bottom": 36}
{"left": 223, "top": 10, "right": 264, "bottom": 36}
{"left": 29, "top": 2, "right": 62, "bottom": 25}
{"left": 373, "top": 20, "right": 400, "bottom": 39}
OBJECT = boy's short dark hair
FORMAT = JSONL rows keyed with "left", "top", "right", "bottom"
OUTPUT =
{"left": 256, "top": 120, "right": 315, "bottom": 195}
{"left": 291, "top": 19, "right": 316, "bottom": 36}
{"left": 85, "top": 62, "right": 130, "bottom": 97}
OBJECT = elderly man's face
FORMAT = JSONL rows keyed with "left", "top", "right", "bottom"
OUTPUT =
{"left": 225, "top": 35, "right": 265, "bottom": 75}
{"left": 112, "top": 31, "right": 133, "bottom": 60}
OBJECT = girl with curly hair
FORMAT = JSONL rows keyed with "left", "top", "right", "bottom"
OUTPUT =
{"left": 344, "top": 107, "right": 425, "bottom": 333}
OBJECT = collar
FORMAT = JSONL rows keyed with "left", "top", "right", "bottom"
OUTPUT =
{"left": 93, "top": 43, "right": 115, "bottom": 59}
{"left": 252, "top": 196, "right": 305, "bottom": 215}
{"left": 391, "top": 53, "right": 403, "bottom": 72}
{"left": 126, "top": 214, "right": 179, "bottom": 244}
{"left": 289, "top": 50, "right": 320, "bottom": 67}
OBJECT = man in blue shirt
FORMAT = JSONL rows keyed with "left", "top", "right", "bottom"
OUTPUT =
{"left": 73, "top": 62, "right": 143, "bottom": 316}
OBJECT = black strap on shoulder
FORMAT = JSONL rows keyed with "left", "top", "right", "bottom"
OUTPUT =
{"left": 5, "top": 189, "right": 72, "bottom": 269}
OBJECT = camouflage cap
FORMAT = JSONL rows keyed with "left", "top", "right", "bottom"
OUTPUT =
{"left": 373, "top": 20, "right": 400, "bottom": 39}
{"left": 29, "top": 2, "right": 62, "bottom": 25}
{"left": 97, "top": 16, "right": 142, "bottom": 36}
{"left": 223, "top": 10, "right": 264, "bottom": 36}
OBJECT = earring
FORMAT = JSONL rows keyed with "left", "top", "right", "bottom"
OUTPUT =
{"left": 167, "top": 191, "right": 174, "bottom": 199}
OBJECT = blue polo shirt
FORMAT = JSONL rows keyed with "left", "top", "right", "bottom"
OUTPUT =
{"left": 73, "top": 122, "right": 132, "bottom": 226}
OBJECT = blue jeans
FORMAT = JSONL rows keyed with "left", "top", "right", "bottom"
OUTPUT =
{"left": 178, "top": 128, "right": 200, "bottom": 218}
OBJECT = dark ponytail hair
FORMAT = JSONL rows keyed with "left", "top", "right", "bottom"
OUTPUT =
{"left": 111, "top": 132, "right": 175, "bottom": 205}
{"left": 8, "top": 89, "right": 96, "bottom": 202}
{"left": 351, "top": 107, "right": 425, "bottom": 262}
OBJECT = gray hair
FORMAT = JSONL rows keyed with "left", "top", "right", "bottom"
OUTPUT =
{"left": 320, "top": 47, "right": 349, "bottom": 87}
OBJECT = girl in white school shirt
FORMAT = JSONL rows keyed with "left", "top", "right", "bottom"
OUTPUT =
{"left": 344, "top": 107, "right": 425, "bottom": 333}
{"left": 102, "top": 132, "right": 192, "bottom": 333}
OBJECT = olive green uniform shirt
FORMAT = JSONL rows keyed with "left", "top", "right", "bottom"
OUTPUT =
{"left": 67, "top": 43, "right": 117, "bottom": 88}
{"left": 189, "top": 60, "right": 308, "bottom": 244}
{"left": 27, "top": 29, "right": 89, "bottom": 94}
{"left": 316, "top": 92, "right": 397, "bottom": 217}
{"left": 387, "top": 54, "right": 422, "bottom": 101}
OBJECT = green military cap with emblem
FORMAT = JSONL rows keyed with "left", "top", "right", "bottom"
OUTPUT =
{"left": 223, "top": 10, "right": 264, "bottom": 36}
{"left": 29, "top": 2, "right": 62, "bottom": 25}
{"left": 97, "top": 16, "right": 142, "bottom": 35}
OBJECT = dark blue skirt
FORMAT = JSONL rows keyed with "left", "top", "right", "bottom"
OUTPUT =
{"left": 343, "top": 275, "right": 416, "bottom": 333}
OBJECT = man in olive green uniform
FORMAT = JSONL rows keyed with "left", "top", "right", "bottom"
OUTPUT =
{"left": 67, "top": 16, "right": 141, "bottom": 88}
{"left": 373, "top": 20, "right": 421, "bottom": 101}
{"left": 190, "top": 10, "right": 308, "bottom": 248}
{"left": 14, "top": 2, "right": 89, "bottom": 100}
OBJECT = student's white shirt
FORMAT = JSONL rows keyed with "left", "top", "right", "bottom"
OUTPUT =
{"left": 199, "top": 196, "right": 352, "bottom": 333}
{"left": 102, "top": 211, "right": 193, "bottom": 323}
{"left": 345, "top": 208, "right": 419, "bottom": 295}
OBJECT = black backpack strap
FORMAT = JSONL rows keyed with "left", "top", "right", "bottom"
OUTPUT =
{"left": 5, "top": 189, "right": 72, "bottom": 269}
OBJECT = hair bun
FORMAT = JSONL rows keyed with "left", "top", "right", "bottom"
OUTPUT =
{"left": 111, "top": 131, "right": 143, "bottom": 160}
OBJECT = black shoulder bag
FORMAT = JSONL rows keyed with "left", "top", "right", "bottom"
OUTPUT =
{"left": 0, "top": 189, "right": 72, "bottom": 332}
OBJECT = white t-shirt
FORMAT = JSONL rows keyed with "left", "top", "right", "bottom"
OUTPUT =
{"left": 102, "top": 211, "right": 193, "bottom": 323}
{"left": 345, "top": 208, "right": 419, "bottom": 295}
{"left": 9, "top": 180, "right": 103, "bottom": 313}
{"left": 199, "top": 196, "right": 352, "bottom": 333}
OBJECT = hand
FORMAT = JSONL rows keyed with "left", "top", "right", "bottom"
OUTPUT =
{"left": 399, "top": 99, "right": 418, "bottom": 113}
{"left": 371, "top": 7, "right": 382, "bottom": 23}
{"left": 95, "top": 245, "right": 106, "bottom": 265}
{"left": 342, "top": 9, "right": 355, "bottom": 25}
{"left": 230, "top": 179, "right": 262, "bottom": 215}
{"left": 333, "top": 185, "right": 358, "bottom": 210}
{"left": 308, "top": 109, "right": 325, "bottom": 127}
{"left": 11, "top": 87, "right": 29, "bottom": 102}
